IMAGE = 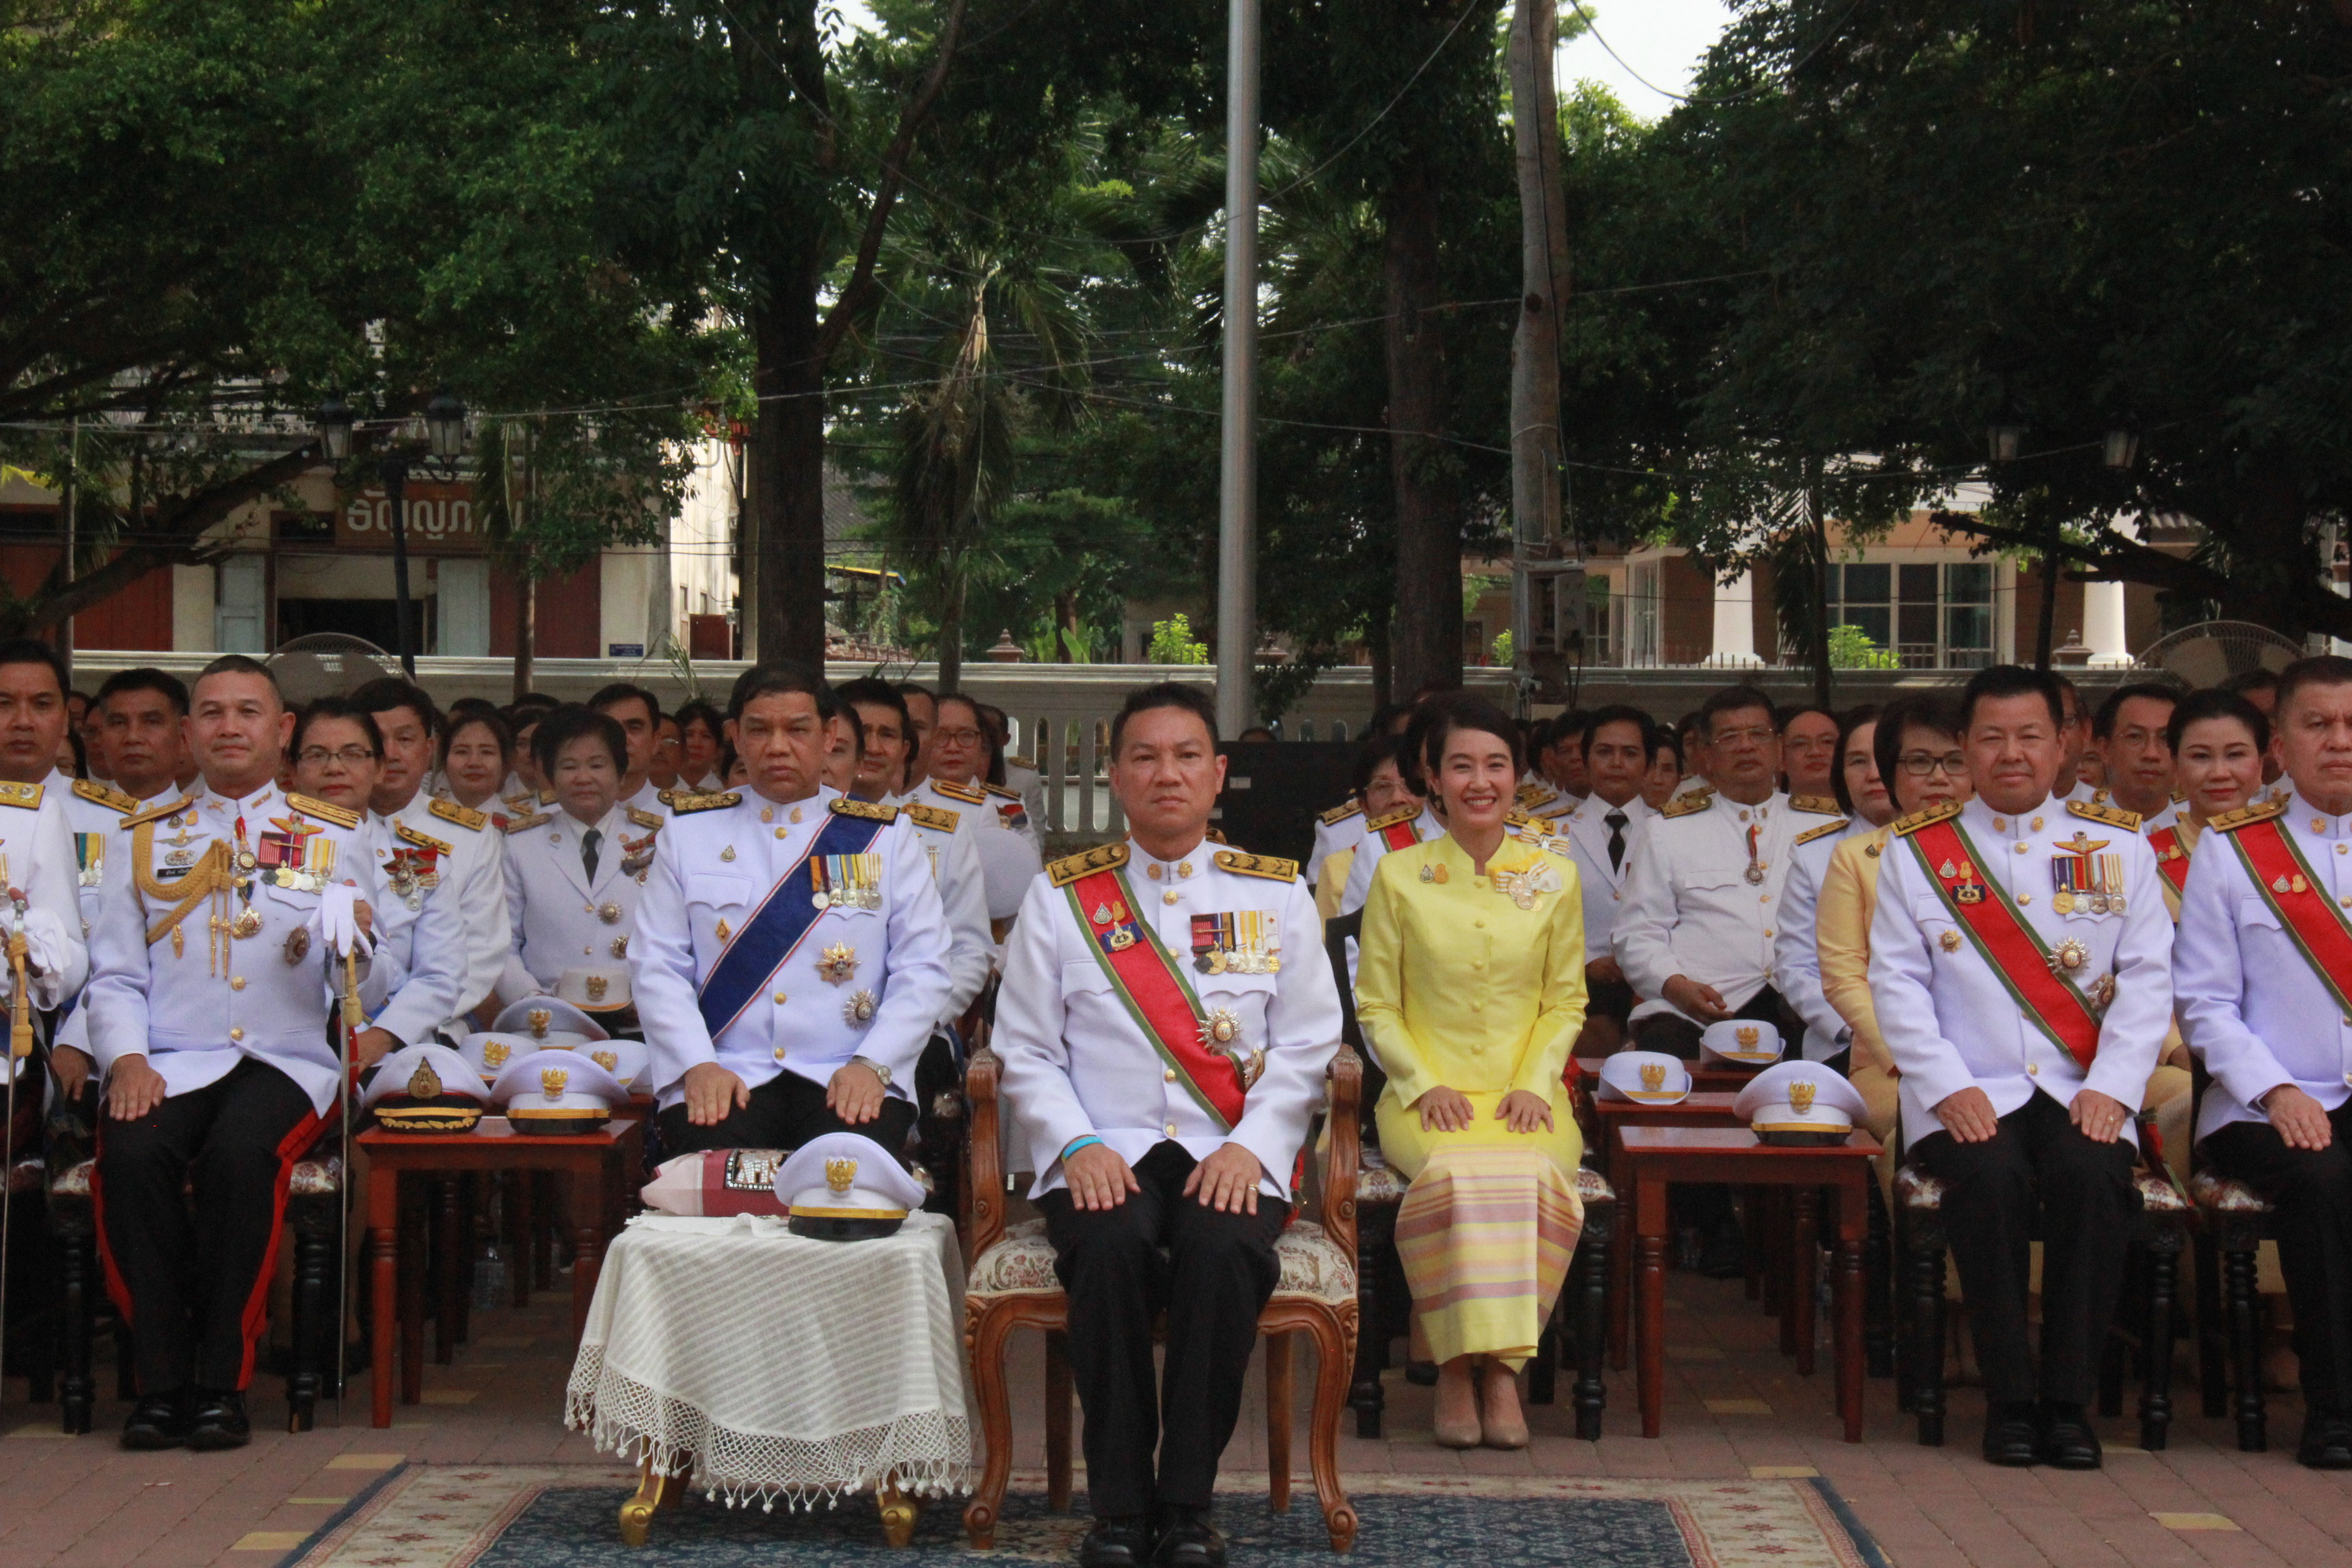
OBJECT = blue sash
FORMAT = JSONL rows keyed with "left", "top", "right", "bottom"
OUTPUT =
{"left": 696, "top": 809, "right": 892, "bottom": 1040}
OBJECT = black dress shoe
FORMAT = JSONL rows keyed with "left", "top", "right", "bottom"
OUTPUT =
{"left": 2037, "top": 1403, "right": 2102, "bottom": 1469}
{"left": 1079, "top": 1516, "right": 1155, "bottom": 1568}
{"left": 121, "top": 1390, "right": 192, "bottom": 1450}
{"left": 1980, "top": 1401, "right": 2039, "bottom": 1467}
{"left": 1152, "top": 1505, "right": 1227, "bottom": 1568}
{"left": 187, "top": 1389, "right": 251, "bottom": 1451}
{"left": 2298, "top": 1411, "right": 2352, "bottom": 1469}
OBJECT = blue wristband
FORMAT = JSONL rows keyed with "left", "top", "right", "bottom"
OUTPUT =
{"left": 1062, "top": 1135, "right": 1104, "bottom": 1160}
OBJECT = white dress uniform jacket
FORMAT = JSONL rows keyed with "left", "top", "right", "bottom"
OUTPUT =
{"left": 1614, "top": 789, "right": 1800, "bottom": 1019}
{"left": 1003, "top": 758, "right": 1047, "bottom": 833}
{"left": 632, "top": 787, "right": 953, "bottom": 1111}
{"left": 1773, "top": 811, "right": 1872, "bottom": 1062}
{"left": 625, "top": 779, "right": 674, "bottom": 823}
{"left": 887, "top": 794, "right": 1004, "bottom": 1025}
{"left": 50, "top": 777, "right": 172, "bottom": 1059}
{"left": 84, "top": 785, "right": 389, "bottom": 1116}
{"left": 383, "top": 792, "right": 506, "bottom": 1025}
{"left": 1556, "top": 793, "right": 1654, "bottom": 964}
{"left": 909, "top": 776, "right": 1040, "bottom": 853}
{"left": 0, "top": 775, "right": 91, "bottom": 1012}
{"left": 1307, "top": 801, "right": 1367, "bottom": 890}
{"left": 2175, "top": 794, "right": 2352, "bottom": 1141}
{"left": 1337, "top": 804, "right": 1444, "bottom": 917}
{"left": 1869, "top": 796, "right": 2172, "bottom": 1143}
{"left": 361, "top": 814, "right": 468, "bottom": 1048}
{"left": 992, "top": 840, "right": 1343, "bottom": 1202}
{"left": 498, "top": 801, "right": 663, "bottom": 999}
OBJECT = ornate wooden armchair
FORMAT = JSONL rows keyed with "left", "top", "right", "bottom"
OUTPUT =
{"left": 961, "top": 1043, "right": 1362, "bottom": 1552}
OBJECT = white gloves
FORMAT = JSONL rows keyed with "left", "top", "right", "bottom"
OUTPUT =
{"left": 311, "top": 883, "right": 375, "bottom": 962}
{"left": 0, "top": 906, "right": 78, "bottom": 1009}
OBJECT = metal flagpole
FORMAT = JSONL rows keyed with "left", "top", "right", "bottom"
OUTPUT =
{"left": 337, "top": 945, "right": 361, "bottom": 1424}
{"left": 1214, "top": 0, "right": 1261, "bottom": 738}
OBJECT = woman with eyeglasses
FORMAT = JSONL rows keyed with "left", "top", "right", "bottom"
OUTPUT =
{"left": 1773, "top": 706, "right": 1893, "bottom": 1071}
{"left": 291, "top": 697, "right": 466, "bottom": 1072}
{"left": 1816, "top": 692, "right": 1974, "bottom": 1150}
{"left": 909, "top": 692, "right": 1039, "bottom": 849}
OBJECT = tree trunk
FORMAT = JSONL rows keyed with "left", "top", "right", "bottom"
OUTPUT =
{"left": 1055, "top": 587, "right": 1078, "bottom": 663}
{"left": 1806, "top": 466, "right": 1832, "bottom": 708}
{"left": 749, "top": 284, "right": 831, "bottom": 669}
{"left": 936, "top": 567, "right": 966, "bottom": 694}
{"left": 1369, "top": 607, "right": 1393, "bottom": 713}
{"left": 1507, "top": 0, "right": 1570, "bottom": 698}
{"left": 1384, "top": 161, "right": 1461, "bottom": 698}
{"left": 512, "top": 570, "right": 536, "bottom": 700}
{"left": 2034, "top": 515, "right": 2061, "bottom": 670}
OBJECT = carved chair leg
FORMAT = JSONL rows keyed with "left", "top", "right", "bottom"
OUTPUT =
{"left": 1527, "top": 1300, "right": 1559, "bottom": 1407}
{"left": 287, "top": 1213, "right": 333, "bottom": 1433}
{"left": 962, "top": 1306, "right": 1019, "bottom": 1548}
{"left": 1044, "top": 1328, "right": 1075, "bottom": 1514}
{"left": 58, "top": 1224, "right": 94, "bottom": 1435}
{"left": 2140, "top": 1237, "right": 2178, "bottom": 1452}
{"left": 1864, "top": 1182, "right": 1894, "bottom": 1379}
{"left": 2224, "top": 1243, "right": 2266, "bottom": 1452}
{"left": 1303, "top": 1310, "right": 1359, "bottom": 1553}
{"left": 1573, "top": 1207, "right": 1610, "bottom": 1441}
{"left": 2193, "top": 1234, "right": 2226, "bottom": 1419}
{"left": 1265, "top": 1329, "right": 1293, "bottom": 1514}
{"left": 618, "top": 1451, "right": 690, "bottom": 1548}
{"left": 1908, "top": 1223, "right": 1946, "bottom": 1446}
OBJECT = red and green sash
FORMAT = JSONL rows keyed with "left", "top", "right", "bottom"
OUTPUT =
{"left": 1907, "top": 815, "right": 2104, "bottom": 1071}
{"left": 1373, "top": 813, "right": 1422, "bottom": 853}
{"left": 1064, "top": 866, "right": 1245, "bottom": 1130}
{"left": 2220, "top": 815, "right": 2352, "bottom": 1017}
{"left": 2147, "top": 826, "right": 2191, "bottom": 898}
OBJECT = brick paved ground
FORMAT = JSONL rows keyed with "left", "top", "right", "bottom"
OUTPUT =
{"left": 6, "top": 1268, "right": 2348, "bottom": 1568}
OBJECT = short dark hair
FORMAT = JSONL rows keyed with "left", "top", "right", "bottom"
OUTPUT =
{"left": 1959, "top": 664, "right": 2066, "bottom": 734}
{"left": 350, "top": 676, "right": 438, "bottom": 734}
{"left": 728, "top": 661, "right": 838, "bottom": 723}
{"left": 1365, "top": 702, "right": 1414, "bottom": 738}
{"left": 1697, "top": 684, "right": 1776, "bottom": 742}
{"left": 533, "top": 704, "right": 628, "bottom": 777}
{"left": 2274, "top": 655, "right": 2352, "bottom": 717}
{"left": 2166, "top": 687, "right": 2270, "bottom": 755}
{"left": 1777, "top": 702, "right": 1837, "bottom": 733}
{"left": 95, "top": 666, "right": 189, "bottom": 717}
{"left": 447, "top": 696, "right": 499, "bottom": 719}
{"left": 0, "top": 638, "right": 69, "bottom": 699}
{"left": 2092, "top": 681, "right": 2183, "bottom": 740}
{"left": 1409, "top": 693, "right": 1524, "bottom": 782}
{"left": 2220, "top": 667, "right": 2282, "bottom": 698}
{"left": 1650, "top": 724, "right": 1684, "bottom": 768}
{"left": 1352, "top": 733, "right": 1420, "bottom": 799}
{"left": 894, "top": 682, "right": 936, "bottom": 707}
{"left": 835, "top": 677, "right": 915, "bottom": 789}
{"left": 1869, "top": 694, "right": 1963, "bottom": 810}
{"left": 293, "top": 695, "right": 385, "bottom": 758}
{"left": 1827, "top": 704, "right": 1882, "bottom": 816}
{"left": 1582, "top": 704, "right": 1652, "bottom": 755}
{"left": 588, "top": 682, "right": 659, "bottom": 725}
{"left": 1550, "top": 710, "right": 1588, "bottom": 754}
{"left": 674, "top": 698, "right": 724, "bottom": 740}
{"left": 1109, "top": 682, "right": 1217, "bottom": 758}
{"left": 508, "top": 691, "right": 561, "bottom": 717}
{"left": 193, "top": 654, "right": 280, "bottom": 704}
{"left": 440, "top": 707, "right": 512, "bottom": 766}
{"left": 2051, "top": 670, "right": 2085, "bottom": 725}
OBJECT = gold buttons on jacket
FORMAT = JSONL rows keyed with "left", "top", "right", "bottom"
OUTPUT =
{"left": 774, "top": 1046, "right": 787, "bottom": 1061}
{"left": 1164, "top": 1122, "right": 1177, "bottom": 1136}
{"left": 1164, "top": 1068, "right": 1176, "bottom": 1082}
{"left": 774, "top": 992, "right": 787, "bottom": 1004}
{"left": 2027, "top": 1062, "right": 2038, "bottom": 1075}
{"left": 230, "top": 1027, "right": 244, "bottom": 1041}
{"left": 2014, "top": 842, "right": 2029, "bottom": 855}
{"left": 230, "top": 977, "right": 245, "bottom": 991}
{"left": 1162, "top": 891, "right": 1179, "bottom": 905}
{"left": 1147, "top": 863, "right": 1163, "bottom": 880}
{"left": 1993, "top": 817, "right": 2007, "bottom": 832}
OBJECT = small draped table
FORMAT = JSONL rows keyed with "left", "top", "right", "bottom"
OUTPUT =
{"left": 564, "top": 1210, "right": 977, "bottom": 1546}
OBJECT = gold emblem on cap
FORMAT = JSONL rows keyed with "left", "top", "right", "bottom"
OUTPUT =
{"left": 1736, "top": 1025, "right": 1759, "bottom": 1049}
{"left": 408, "top": 1060, "right": 443, "bottom": 1100}
{"left": 1639, "top": 1062, "right": 1667, "bottom": 1093}
{"left": 1789, "top": 1080, "right": 1816, "bottom": 1116}
{"left": 585, "top": 975, "right": 608, "bottom": 1003}
{"left": 527, "top": 1008, "right": 551, "bottom": 1039}
{"left": 483, "top": 1039, "right": 510, "bottom": 1068}
{"left": 540, "top": 1066, "right": 568, "bottom": 1098}
{"left": 592, "top": 1049, "right": 618, "bottom": 1073}
{"left": 826, "top": 1156, "right": 858, "bottom": 1194}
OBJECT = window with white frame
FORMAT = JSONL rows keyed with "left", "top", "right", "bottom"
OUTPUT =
{"left": 1827, "top": 560, "right": 1995, "bottom": 669}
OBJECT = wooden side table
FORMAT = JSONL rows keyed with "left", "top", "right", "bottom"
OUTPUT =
{"left": 1619, "top": 1124, "right": 1881, "bottom": 1442}
{"left": 360, "top": 1117, "right": 643, "bottom": 1428}
{"left": 1592, "top": 1092, "right": 1742, "bottom": 1369}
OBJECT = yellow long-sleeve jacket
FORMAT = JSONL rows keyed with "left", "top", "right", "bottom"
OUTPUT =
{"left": 1354, "top": 832, "right": 1588, "bottom": 1108}
{"left": 1818, "top": 826, "right": 1893, "bottom": 1073}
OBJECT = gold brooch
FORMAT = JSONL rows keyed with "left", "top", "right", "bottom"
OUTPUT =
{"left": 540, "top": 1067, "right": 568, "bottom": 1098}
{"left": 282, "top": 927, "right": 310, "bottom": 966}
{"left": 1939, "top": 929, "right": 1962, "bottom": 953}
{"left": 2049, "top": 938, "right": 2091, "bottom": 973}
{"left": 720, "top": 845, "right": 736, "bottom": 862}
{"left": 610, "top": 936, "right": 629, "bottom": 959}
{"left": 826, "top": 1156, "right": 858, "bottom": 1194}
{"left": 843, "top": 988, "right": 877, "bottom": 1026}
{"left": 817, "top": 943, "right": 859, "bottom": 984}
{"left": 1199, "top": 1007, "right": 1241, "bottom": 1046}
{"left": 527, "top": 1008, "right": 551, "bottom": 1039}
{"left": 598, "top": 902, "right": 622, "bottom": 925}
{"left": 715, "top": 918, "right": 731, "bottom": 941}
{"left": 1789, "top": 1080, "right": 1816, "bottom": 1115}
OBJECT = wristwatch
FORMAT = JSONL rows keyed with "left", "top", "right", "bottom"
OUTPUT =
{"left": 849, "top": 1055, "right": 892, "bottom": 1089}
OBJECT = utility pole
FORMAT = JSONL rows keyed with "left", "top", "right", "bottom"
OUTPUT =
{"left": 1214, "top": 0, "right": 1260, "bottom": 736}
{"left": 1507, "top": 0, "right": 1575, "bottom": 703}
{"left": 57, "top": 420, "right": 78, "bottom": 676}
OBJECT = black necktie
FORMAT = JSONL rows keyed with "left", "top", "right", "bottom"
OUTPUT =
{"left": 582, "top": 827, "right": 602, "bottom": 883}
{"left": 1605, "top": 810, "right": 1629, "bottom": 873}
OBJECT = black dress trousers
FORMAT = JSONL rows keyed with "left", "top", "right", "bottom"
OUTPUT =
{"left": 657, "top": 1066, "right": 917, "bottom": 1158}
{"left": 1909, "top": 1088, "right": 2140, "bottom": 1405}
{"left": 95, "top": 1056, "right": 324, "bottom": 1394}
{"left": 2204, "top": 1102, "right": 2352, "bottom": 1414}
{"left": 1039, "top": 1141, "right": 1288, "bottom": 1518}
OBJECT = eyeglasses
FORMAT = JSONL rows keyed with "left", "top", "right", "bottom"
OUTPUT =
{"left": 298, "top": 746, "right": 377, "bottom": 767}
{"left": 934, "top": 728, "right": 983, "bottom": 747}
{"left": 1897, "top": 750, "right": 1967, "bottom": 777}
{"left": 1712, "top": 725, "right": 1776, "bottom": 747}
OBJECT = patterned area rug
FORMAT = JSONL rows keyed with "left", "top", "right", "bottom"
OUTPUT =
{"left": 284, "top": 1465, "right": 1885, "bottom": 1568}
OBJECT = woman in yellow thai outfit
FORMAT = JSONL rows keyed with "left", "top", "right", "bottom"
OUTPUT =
{"left": 1355, "top": 695, "right": 1586, "bottom": 1450}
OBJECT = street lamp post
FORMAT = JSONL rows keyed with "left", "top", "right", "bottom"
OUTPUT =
{"left": 316, "top": 393, "right": 470, "bottom": 676}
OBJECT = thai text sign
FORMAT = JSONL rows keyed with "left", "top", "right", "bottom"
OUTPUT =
{"left": 337, "top": 483, "right": 486, "bottom": 553}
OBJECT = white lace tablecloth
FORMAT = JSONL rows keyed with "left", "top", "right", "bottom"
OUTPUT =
{"left": 564, "top": 1210, "right": 976, "bottom": 1511}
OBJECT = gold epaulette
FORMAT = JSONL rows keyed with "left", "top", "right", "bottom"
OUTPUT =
{"left": 2205, "top": 797, "right": 2289, "bottom": 834}
{"left": 1660, "top": 791, "right": 1714, "bottom": 819}
{"left": 1215, "top": 849, "right": 1297, "bottom": 882}
{"left": 1516, "top": 781, "right": 1551, "bottom": 803}
{"left": 1047, "top": 842, "right": 1128, "bottom": 887}
{"left": 1891, "top": 800, "right": 1963, "bottom": 837}
{"left": 1791, "top": 794, "right": 1843, "bottom": 816}
{"left": 540, "top": 788, "right": 558, "bottom": 805}
{"left": 1794, "top": 818, "right": 1850, "bottom": 847}
{"left": 505, "top": 812, "right": 552, "bottom": 834}
{"left": 1505, "top": 808, "right": 1535, "bottom": 828}
{"left": 0, "top": 779, "right": 42, "bottom": 811}
{"left": 1007, "top": 754, "right": 1035, "bottom": 768}
{"left": 625, "top": 806, "right": 665, "bottom": 831}
{"left": 983, "top": 781, "right": 1022, "bottom": 800}
{"left": 427, "top": 796, "right": 488, "bottom": 832}
{"left": 668, "top": 790, "right": 740, "bottom": 815}
{"left": 289, "top": 792, "right": 360, "bottom": 830}
{"left": 902, "top": 802, "right": 959, "bottom": 833}
{"left": 829, "top": 796, "right": 898, "bottom": 822}
{"left": 72, "top": 777, "right": 137, "bottom": 814}
{"left": 2172, "top": 787, "right": 2189, "bottom": 804}
{"left": 1206, "top": 826, "right": 1229, "bottom": 845}
{"left": 395, "top": 821, "right": 453, "bottom": 854}
{"left": 120, "top": 793, "right": 195, "bottom": 830}
{"left": 656, "top": 788, "right": 675, "bottom": 808}
{"left": 2068, "top": 798, "right": 2142, "bottom": 832}
{"left": 1319, "top": 800, "right": 1363, "bottom": 827}
{"left": 932, "top": 779, "right": 987, "bottom": 805}
{"left": 1365, "top": 804, "right": 1419, "bottom": 832}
